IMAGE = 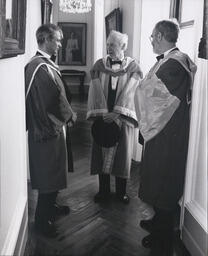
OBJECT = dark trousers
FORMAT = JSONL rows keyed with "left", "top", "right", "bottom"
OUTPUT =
{"left": 35, "top": 191, "right": 58, "bottom": 225}
{"left": 98, "top": 174, "right": 127, "bottom": 196}
{"left": 150, "top": 207, "right": 175, "bottom": 256}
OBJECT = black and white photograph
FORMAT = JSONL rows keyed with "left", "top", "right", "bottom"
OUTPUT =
{"left": 0, "top": 0, "right": 207, "bottom": 256}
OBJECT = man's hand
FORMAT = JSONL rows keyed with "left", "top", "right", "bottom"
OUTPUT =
{"left": 103, "top": 112, "right": 119, "bottom": 123}
{"left": 67, "top": 111, "right": 77, "bottom": 127}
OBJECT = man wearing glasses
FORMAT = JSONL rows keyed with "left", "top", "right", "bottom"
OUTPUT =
{"left": 135, "top": 20, "right": 197, "bottom": 255}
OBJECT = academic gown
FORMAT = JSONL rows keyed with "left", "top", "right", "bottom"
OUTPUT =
{"left": 87, "top": 56, "right": 142, "bottom": 178}
{"left": 25, "top": 53, "right": 74, "bottom": 192}
{"left": 135, "top": 50, "right": 197, "bottom": 210}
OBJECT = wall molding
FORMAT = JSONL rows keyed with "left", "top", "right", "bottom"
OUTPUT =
{"left": 14, "top": 202, "right": 28, "bottom": 256}
{"left": 186, "top": 201, "right": 207, "bottom": 232}
{"left": 182, "top": 207, "right": 207, "bottom": 256}
{"left": 0, "top": 196, "right": 27, "bottom": 256}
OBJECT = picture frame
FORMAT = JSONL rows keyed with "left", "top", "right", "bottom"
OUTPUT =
{"left": 105, "top": 8, "right": 122, "bottom": 39}
{"left": 169, "top": 0, "right": 194, "bottom": 29}
{"left": 58, "top": 22, "right": 87, "bottom": 66}
{"left": 0, "top": 0, "right": 27, "bottom": 59}
{"left": 41, "top": 0, "right": 53, "bottom": 24}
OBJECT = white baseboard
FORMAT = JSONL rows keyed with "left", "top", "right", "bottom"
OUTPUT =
{"left": 182, "top": 207, "right": 208, "bottom": 256}
{"left": 14, "top": 203, "right": 28, "bottom": 256}
{"left": 0, "top": 196, "right": 27, "bottom": 256}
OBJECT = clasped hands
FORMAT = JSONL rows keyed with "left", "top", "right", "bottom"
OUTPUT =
{"left": 103, "top": 112, "right": 120, "bottom": 123}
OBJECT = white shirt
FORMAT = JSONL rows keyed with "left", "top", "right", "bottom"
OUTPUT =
{"left": 37, "top": 49, "right": 60, "bottom": 70}
{"left": 110, "top": 56, "right": 124, "bottom": 90}
{"left": 37, "top": 49, "right": 51, "bottom": 59}
{"left": 163, "top": 47, "right": 177, "bottom": 57}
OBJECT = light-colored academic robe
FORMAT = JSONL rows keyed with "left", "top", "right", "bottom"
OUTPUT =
{"left": 87, "top": 56, "right": 142, "bottom": 178}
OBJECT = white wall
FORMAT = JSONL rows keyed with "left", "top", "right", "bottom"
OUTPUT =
{"left": 93, "top": 0, "right": 104, "bottom": 63}
{"left": 0, "top": 0, "right": 41, "bottom": 254}
{"left": 118, "top": 0, "right": 142, "bottom": 60}
{"left": 139, "top": 0, "right": 171, "bottom": 75}
{"left": 53, "top": 0, "right": 94, "bottom": 85}
{"left": 181, "top": 2, "right": 207, "bottom": 255}
{"left": 182, "top": 57, "right": 207, "bottom": 256}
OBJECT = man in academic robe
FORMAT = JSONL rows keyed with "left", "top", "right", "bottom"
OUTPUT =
{"left": 87, "top": 30, "right": 143, "bottom": 204}
{"left": 25, "top": 24, "right": 76, "bottom": 238}
{"left": 134, "top": 20, "right": 197, "bottom": 255}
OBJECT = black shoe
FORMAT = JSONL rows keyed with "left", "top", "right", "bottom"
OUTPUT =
{"left": 94, "top": 192, "right": 111, "bottom": 203}
{"left": 35, "top": 220, "right": 58, "bottom": 238}
{"left": 117, "top": 194, "right": 130, "bottom": 204}
{"left": 142, "top": 234, "right": 153, "bottom": 248}
{"left": 140, "top": 219, "right": 154, "bottom": 233}
{"left": 53, "top": 204, "right": 70, "bottom": 216}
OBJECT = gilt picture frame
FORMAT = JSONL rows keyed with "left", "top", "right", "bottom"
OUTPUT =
{"left": 0, "top": 0, "right": 27, "bottom": 59}
{"left": 58, "top": 22, "right": 87, "bottom": 66}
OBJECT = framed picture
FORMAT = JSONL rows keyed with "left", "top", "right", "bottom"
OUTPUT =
{"left": 105, "top": 8, "right": 122, "bottom": 39}
{"left": 0, "top": 0, "right": 27, "bottom": 59}
{"left": 169, "top": 0, "right": 194, "bottom": 29}
{"left": 58, "top": 22, "right": 87, "bottom": 66}
{"left": 41, "top": 0, "right": 53, "bottom": 24}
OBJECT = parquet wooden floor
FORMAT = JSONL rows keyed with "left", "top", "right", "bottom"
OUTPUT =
{"left": 24, "top": 96, "right": 189, "bottom": 256}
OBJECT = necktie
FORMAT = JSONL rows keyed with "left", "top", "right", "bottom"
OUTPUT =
{"left": 156, "top": 54, "right": 164, "bottom": 61}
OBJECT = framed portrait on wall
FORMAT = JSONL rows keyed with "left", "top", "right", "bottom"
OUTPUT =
{"left": 105, "top": 8, "right": 122, "bottom": 39}
{"left": 58, "top": 22, "right": 87, "bottom": 66}
{"left": 0, "top": 0, "right": 27, "bottom": 59}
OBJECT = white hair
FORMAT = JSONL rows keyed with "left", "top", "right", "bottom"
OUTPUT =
{"left": 107, "top": 30, "right": 128, "bottom": 50}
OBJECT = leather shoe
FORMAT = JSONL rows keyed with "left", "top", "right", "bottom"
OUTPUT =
{"left": 117, "top": 194, "right": 130, "bottom": 204}
{"left": 140, "top": 219, "right": 154, "bottom": 233}
{"left": 53, "top": 204, "right": 70, "bottom": 216}
{"left": 94, "top": 192, "right": 111, "bottom": 203}
{"left": 142, "top": 234, "right": 153, "bottom": 248}
{"left": 35, "top": 220, "right": 58, "bottom": 238}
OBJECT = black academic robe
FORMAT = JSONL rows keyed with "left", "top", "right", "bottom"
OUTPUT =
{"left": 25, "top": 53, "right": 73, "bottom": 192}
{"left": 135, "top": 50, "right": 197, "bottom": 210}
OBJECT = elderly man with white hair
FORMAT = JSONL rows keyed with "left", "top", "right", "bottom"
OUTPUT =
{"left": 87, "top": 30, "right": 143, "bottom": 204}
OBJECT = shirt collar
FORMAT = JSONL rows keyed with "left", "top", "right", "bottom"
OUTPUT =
{"left": 37, "top": 49, "right": 60, "bottom": 70}
{"left": 37, "top": 49, "right": 51, "bottom": 59}
{"left": 163, "top": 47, "right": 178, "bottom": 57}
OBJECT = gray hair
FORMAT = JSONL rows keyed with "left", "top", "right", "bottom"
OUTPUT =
{"left": 107, "top": 30, "right": 128, "bottom": 50}
{"left": 155, "top": 19, "right": 179, "bottom": 43}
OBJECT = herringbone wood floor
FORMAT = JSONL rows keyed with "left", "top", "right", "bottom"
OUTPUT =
{"left": 24, "top": 96, "right": 189, "bottom": 256}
